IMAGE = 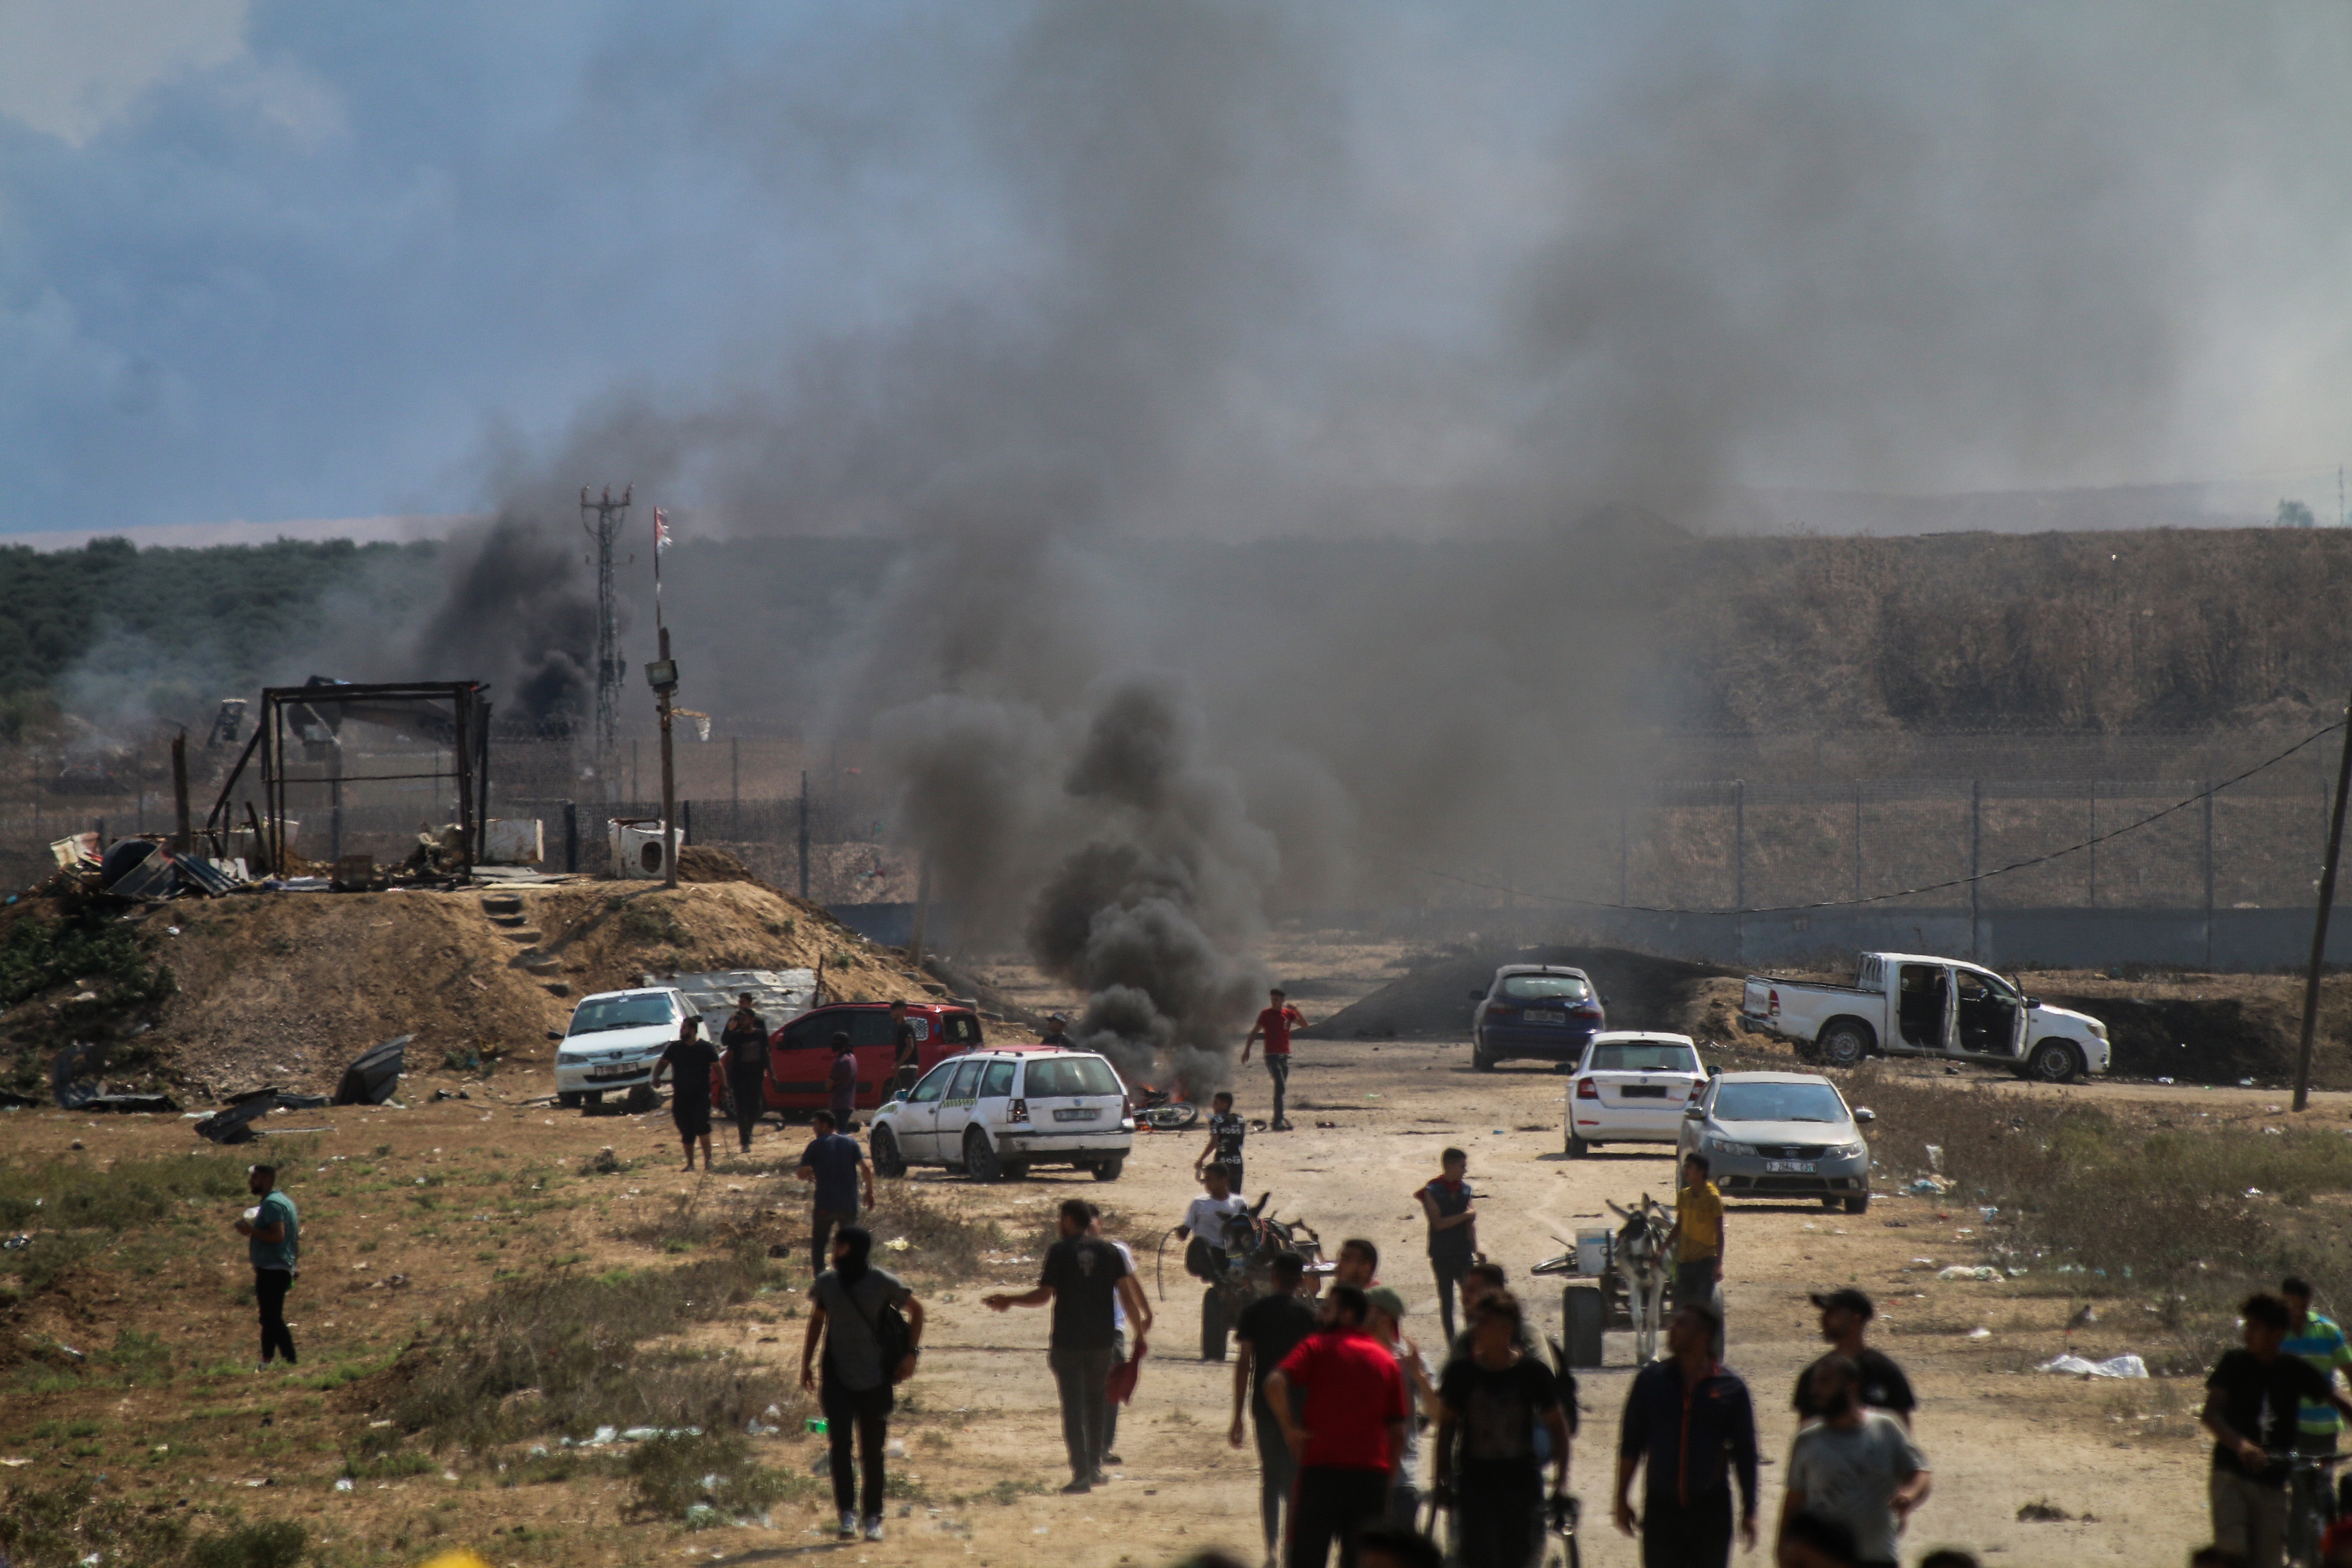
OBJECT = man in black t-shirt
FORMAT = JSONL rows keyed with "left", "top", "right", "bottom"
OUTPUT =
{"left": 720, "top": 993, "right": 771, "bottom": 1153}
{"left": 986, "top": 1197, "right": 1152, "bottom": 1493}
{"left": 1232, "top": 1250, "right": 1320, "bottom": 1559}
{"left": 652, "top": 1018, "right": 720, "bottom": 1170}
{"left": 889, "top": 1001, "right": 922, "bottom": 1098}
{"left": 2204, "top": 1292, "right": 2352, "bottom": 1568}
{"left": 1039, "top": 1014, "right": 1076, "bottom": 1048}
{"left": 1436, "top": 1291, "right": 1569, "bottom": 1568}
{"left": 1794, "top": 1289, "right": 1917, "bottom": 1430}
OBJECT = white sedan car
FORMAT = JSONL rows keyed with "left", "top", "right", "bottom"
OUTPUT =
{"left": 1565, "top": 1031, "right": 1711, "bottom": 1157}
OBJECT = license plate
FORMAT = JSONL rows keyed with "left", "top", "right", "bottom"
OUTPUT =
{"left": 588, "top": 1063, "right": 638, "bottom": 1081}
{"left": 1053, "top": 1107, "right": 1100, "bottom": 1122}
{"left": 1524, "top": 1010, "right": 1567, "bottom": 1026}
{"left": 1764, "top": 1159, "right": 1816, "bottom": 1174}
{"left": 1618, "top": 1086, "right": 1667, "bottom": 1099}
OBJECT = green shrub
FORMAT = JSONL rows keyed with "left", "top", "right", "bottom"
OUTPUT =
{"left": 625, "top": 1430, "right": 810, "bottom": 1522}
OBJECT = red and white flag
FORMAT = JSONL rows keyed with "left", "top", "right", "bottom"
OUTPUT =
{"left": 654, "top": 507, "right": 673, "bottom": 552}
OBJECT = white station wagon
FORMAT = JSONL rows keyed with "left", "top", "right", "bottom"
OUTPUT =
{"left": 867, "top": 1047, "right": 1134, "bottom": 1182}
{"left": 1565, "top": 1031, "right": 1712, "bottom": 1157}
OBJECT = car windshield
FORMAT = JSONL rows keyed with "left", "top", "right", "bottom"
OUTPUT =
{"left": 1500, "top": 974, "right": 1591, "bottom": 1002}
{"left": 568, "top": 994, "right": 674, "bottom": 1035}
{"left": 1589, "top": 1042, "right": 1700, "bottom": 1073}
{"left": 1023, "top": 1057, "right": 1121, "bottom": 1098}
{"left": 1713, "top": 1082, "right": 1848, "bottom": 1123}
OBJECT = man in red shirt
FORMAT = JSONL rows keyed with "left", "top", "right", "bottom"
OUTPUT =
{"left": 1242, "top": 987, "right": 1308, "bottom": 1132}
{"left": 1265, "top": 1283, "right": 1410, "bottom": 1568}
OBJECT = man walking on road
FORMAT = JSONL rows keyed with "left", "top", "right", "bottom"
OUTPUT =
{"left": 1666, "top": 1153, "right": 1725, "bottom": 1352}
{"left": 720, "top": 992, "right": 771, "bottom": 1154}
{"left": 1265, "top": 1283, "right": 1411, "bottom": 1568}
{"left": 889, "top": 1000, "right": 922, "bottom": 1099}
{"left": 1780, "top": 1355, "right": 1931, "bottom": 1568}
{"left": 827, "top": 1031, "right": 859, "bottom": 1129}
{"left": 985, "top": 1197, "right": 1152, "bottom": 1493}
{"left": 1616, "top": 1303, "right": 1758, "bottom": 1568}
{"left": 233, "top": 1163, "right": 300, "bottom": 1370}
{"left": 2202, "top": 1292, "right": 2352, "bottom": 1568}
{"left": 1794, "top": 1289, "right": 1916, "bottom": 1429}
{"left": 800, "top": 1224, "right": 925, "bottom": 1543}
{"left": 652, "top": 1016, "right": 720, "bottom": 1171}
{"left": 1242, "top": 988, "right": 1307, "bottom": 1131}
{"left": 1436, "top": 1291, "right": 1569, "bottom": 1568}
{"left": 796, "top": 1110, "right": 874, "bottom": 1277}
{"left": 1417, "top": 1148, "right": 1477, "bottom": 1343}
{"left": 1234, "top": 1250, "right": 1320, "bottom": 1566}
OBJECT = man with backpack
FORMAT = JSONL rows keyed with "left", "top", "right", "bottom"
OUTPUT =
{"left": 800, "top": 1224, "right": 925, "bottom": 1543}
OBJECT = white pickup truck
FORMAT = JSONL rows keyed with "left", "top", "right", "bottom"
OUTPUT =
{"left": 1738, "top": 951, "right": 2111, "bottom": 1083}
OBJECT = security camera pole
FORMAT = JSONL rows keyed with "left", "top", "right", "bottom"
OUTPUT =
{"left": 646, "top": 507, "right": 681, "bottom": 891}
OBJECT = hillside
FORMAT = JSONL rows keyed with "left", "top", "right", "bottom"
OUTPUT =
{"left": 0, "top": 877, "right": 938, "bottom": 1105}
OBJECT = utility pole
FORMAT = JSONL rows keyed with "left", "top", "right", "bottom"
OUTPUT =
{"left": 170, "top": 729, "right": 190, "bottom": 851}
{"left": 579, "top": 484, "right": 632, "bottom": 799}
{"left": 798, "top": 769, "right": 812, "bottom": 900}
{"left": 646, "top": 505, "right": 679, "bottom": 891}
{"left": 2294, "top": 694, "right": 2352, "bottom": 1110}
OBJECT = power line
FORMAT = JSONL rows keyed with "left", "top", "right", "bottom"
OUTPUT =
{"left": 1372, "top": 720, "right": 2347, "bottom": 917}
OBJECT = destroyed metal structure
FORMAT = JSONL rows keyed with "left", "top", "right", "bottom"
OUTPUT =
{"left": 204, "top": 680, "right": 491, "bottom": 875}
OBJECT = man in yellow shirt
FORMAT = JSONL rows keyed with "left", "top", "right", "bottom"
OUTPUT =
{"left": 1667, "top": 1152, "right": 1726, "bottom": 1357}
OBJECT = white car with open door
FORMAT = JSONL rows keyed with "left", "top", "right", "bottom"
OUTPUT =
{"left": 1565, "top": 1031, "right": 1711, "bottom": 1157}
{"left": 866, "top": 1046, "right": 1135, "bottom": 1182}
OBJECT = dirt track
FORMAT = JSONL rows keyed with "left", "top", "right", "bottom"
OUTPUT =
{"left": 2, "top": 1025, "right": 2261, "bottom": 1567}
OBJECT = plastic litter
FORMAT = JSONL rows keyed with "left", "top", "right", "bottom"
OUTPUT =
{"left": 1937, "top": 1265, "right": 2001, "bottom": 1281}
{"left": 334, "top": 1478, "right": 354, "bottom": 1492}
{"left": 883, "top": 1237, "right": 910, "bottom": 1251}
{"left": 1968, "top": 1327, "right": 1991, "bottom": 1338}
{"left": 2038, "top": 1353, "right": 2148, "bottom": 1379}
{"left": 683, "top": 1504, "right": 732, "bottom": 1530}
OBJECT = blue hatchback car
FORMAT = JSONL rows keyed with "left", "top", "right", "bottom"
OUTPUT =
{"left": 1468, "top": 964, "right": 1606, "bottom": 1070}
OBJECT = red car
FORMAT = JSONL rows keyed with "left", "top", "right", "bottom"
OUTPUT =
{"left": 758, "top": 1001, "right": 983, "bottom": 1115}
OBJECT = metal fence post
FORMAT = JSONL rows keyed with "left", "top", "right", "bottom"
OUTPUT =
{"left": 1733, "top": 779, "right": 1746, "bottom": 966}
{"left": 1852, "top": 781, "right": 1863, "bottom": 903}
{"left": 1969, "top": 780, "right": 1981, "bottom": 961}
{"left": 2204, "top": 780, "right": 2216, "bottom": 970}
{"left": 798, "top": 770, "right": 811, "bottom": 900}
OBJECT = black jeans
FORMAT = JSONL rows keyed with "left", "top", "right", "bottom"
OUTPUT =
{"left": 812, "top": 1207, "right": 857, "bottom": 1277}
{"left": 1432, "top": 1259, "right": 1470, "bottom": 1344}
{"left": 254, "top": 1268, "right": 296, "bottom": 1364}
{"left": 1049, "top": 1344, "right": 1118, "bottom": 1480}
{"left": 1255, "top": 1411, "right": 1300, "bottom": 1552}
{"left": 1457, "top": 1461, "right": 1544, "bottom": 1568}
{"left": 1640, "top": 1487, "right": 1734, "bottom": 1568}
{"left": 727, "top": 1071, "right": 766, "bottom": 1151}
{"left": 1266, "top": 1054, "right": 1291, "bottom": 1124}
{"left": 820, "top": 1374, "right": 892, "bottom": 1520}
{"left": 1289, "top": 1466, "right": 1390, "bottom": 1568}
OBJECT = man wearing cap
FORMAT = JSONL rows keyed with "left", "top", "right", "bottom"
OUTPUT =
{"left": 1242, "top": 988, "right": 1308, "bottom": 1132}
{"left": 1040, "top": 1014, "right": 1077, "bottom": 1048}
{"left": 1795, "top": 1289, "right": 1916, "bottom": 1430}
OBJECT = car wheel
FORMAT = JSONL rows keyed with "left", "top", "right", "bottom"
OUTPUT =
{"left": 1092, "top": 1157, "right": 1124, "bottom": 1182}
{"left": 1566, "top": 1132, "right": 1589, "bottom": 1158}
{"left": 963, "top": 1126, "right": 1004, "bottom": 1182}
{"left": 1818, "top": 1022, "right": 1870, "bottom": 1070}
{"left": 871, "top": 1126, "right": 906, "bottom": 1179}
{"left": 2027, "top": 1040, "right": 2082, "bottom": 1084}
{"left": 1844, "top": 1192, "right": 1871, "bottom": 1215}
{"left": 1819, "top": 1196, "right": 1840, "bottom": 1210}
{"left": 585, "top": 1090, "right": 605, "bottom": 1109}
{"left": 1471, "top": 1041, "right": 1497, "bottom": 1072}
{"left": 558, "top": 1091, "right": 582, "bottom": 1110}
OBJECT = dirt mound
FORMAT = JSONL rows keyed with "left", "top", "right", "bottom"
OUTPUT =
{"left": 1304, "top": 944, "right": 1735, "bottom": 1041}
{"left": 2, "top": 879, "right": 932, "bottom": 1103}
{"left": 677, "top": 844, "right": 753, "bottom": 883}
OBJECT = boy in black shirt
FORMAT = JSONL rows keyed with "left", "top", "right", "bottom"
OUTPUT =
{"left": 1196, "top": 1090, "right": 1246, "bottom": 1192}
{"left": 1793, "top": 1289, "right": 1917, "bottom": 1429}
{"left": 1232, "top": 1251, "right": 1320, "bottom": 1560}
{"left": 652, "top": 1018, "right": 720, "bottom": 1170}
{"left": 1436, "top": 1291, "right": 1568, "bottom": 1568}
{"left": 2203, "top": 1292, "right": 2352, "bottom": 1568}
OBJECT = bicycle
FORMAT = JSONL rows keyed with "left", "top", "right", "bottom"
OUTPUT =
{"left": 2276, "top": 1448, "right": 2343, "bottom": 1568}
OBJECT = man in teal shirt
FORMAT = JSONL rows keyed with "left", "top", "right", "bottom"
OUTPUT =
{"left": 2282, "top": 1277, "right": 2352, "bottom": 1455}
{"left": 234, "top": 1164, "right": 300, "bottom": 1369}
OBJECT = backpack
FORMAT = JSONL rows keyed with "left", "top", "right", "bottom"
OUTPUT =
{"left": 839, "top": 1277, "right": 911, "bottom": 1382}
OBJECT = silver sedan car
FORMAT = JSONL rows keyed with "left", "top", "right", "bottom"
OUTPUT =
{"left": 1675, "top": 1071, "right": 1875, "bottom": 1214}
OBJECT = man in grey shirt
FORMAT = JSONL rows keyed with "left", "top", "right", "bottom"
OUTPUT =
{"left": 801, "top": 1224, "right": 925, "bottom": 1544}
{"left": 1779, "top": 1355, "right": 1932, "bottom": 1568}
